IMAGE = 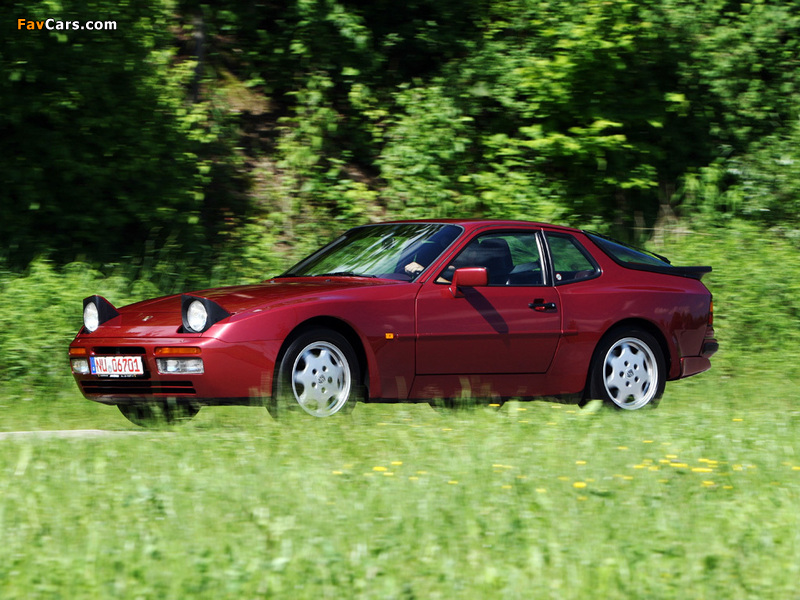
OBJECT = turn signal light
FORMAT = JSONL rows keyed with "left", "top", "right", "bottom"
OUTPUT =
{"left": 69, "top": 347, "right": 88, "bottom": 357}
{"left": 154, "top": 347, "right": 201, "bottom": 356}
{"left": 708, "top": 299, "right": 714, "bottom": 327}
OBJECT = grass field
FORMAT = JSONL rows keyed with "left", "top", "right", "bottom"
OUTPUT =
{"left": 2, "top": 366, "right": 799, "bottom": 599}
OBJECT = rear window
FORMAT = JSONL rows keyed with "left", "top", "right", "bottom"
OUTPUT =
{"left": 586, "top": 233, "right": 670, "bottom": 267}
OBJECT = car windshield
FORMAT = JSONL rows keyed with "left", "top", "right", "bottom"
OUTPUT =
{"left": 281, "top": 223, "right": 463, "bottom": 281}
{"left": 586, "top": 232, "right": 671, "bottom": 267}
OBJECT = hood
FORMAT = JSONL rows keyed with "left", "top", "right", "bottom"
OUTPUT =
{"left": 120, "top": 277, "right": 403, "bottom": 317}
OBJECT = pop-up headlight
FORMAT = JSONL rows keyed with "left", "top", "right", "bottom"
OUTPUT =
{"left": 181, "top": 295, "right": 230, "bottom": 333}
{"left": 82, "top": 296, "right": 119, "bottom": 333}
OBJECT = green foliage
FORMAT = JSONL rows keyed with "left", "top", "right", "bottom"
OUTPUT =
{"left": 0, "top": 0, "right": 245, "bottom": 268}
{"left": 5, "top": 0, "right": 800, "bottom": 268}
{"left": 652, "top": 220, "right": 800, "bottom": 374}
{"left": 0, "top": 260, "right": 159, "bottom": 393}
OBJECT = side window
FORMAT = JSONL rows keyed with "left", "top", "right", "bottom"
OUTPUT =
{"left": 545, "top": 233, "right": 599, "bottom": 284}
{"left": 437, "top": 232, "right": 545, "bottom": 286}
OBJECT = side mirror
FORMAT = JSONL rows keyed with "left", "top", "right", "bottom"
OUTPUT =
{"left": 450, "top": 267, "right": 488, "bottom": 297}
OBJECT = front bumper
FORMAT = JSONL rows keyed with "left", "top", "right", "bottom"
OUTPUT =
{"left": 69, "top": 336, "right": 281, "bottom": 405}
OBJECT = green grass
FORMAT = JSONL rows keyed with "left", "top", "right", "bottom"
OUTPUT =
{"left": 2, "top": 371, "right": 799, "bottom": 599}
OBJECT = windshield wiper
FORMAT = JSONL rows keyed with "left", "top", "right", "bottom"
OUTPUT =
{"left": 314, "top": 271, "right": 377, "bottom": 278}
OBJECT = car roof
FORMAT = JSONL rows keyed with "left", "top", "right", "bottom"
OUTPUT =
{"left": 371, "top": 219, "right": 582, "bottom": 235}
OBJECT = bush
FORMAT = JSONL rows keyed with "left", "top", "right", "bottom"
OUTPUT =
{"left": 652, "top": 219, "right": 800, "bottom": 376}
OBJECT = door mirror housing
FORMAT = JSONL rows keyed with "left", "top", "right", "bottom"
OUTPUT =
{"left": 450, "top": 267, "right": 488, "bottom": 297}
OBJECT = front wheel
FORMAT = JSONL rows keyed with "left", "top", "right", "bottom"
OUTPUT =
{"left": 269, "top": 328, "right": 362, "bottom": 419}
{"left": 587, "top": 328, "right": 665, "bottom": 410}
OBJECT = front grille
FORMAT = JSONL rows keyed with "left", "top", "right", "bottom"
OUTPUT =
{"left": 93, "top": 346, "right": 146, "bottom": 355}
{"left": 81, "top": 380, "right": 196, "bottom": 395}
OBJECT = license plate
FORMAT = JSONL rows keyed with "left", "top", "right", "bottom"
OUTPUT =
{"left": 90, "top": 356, "right": 144, "bottom": 377}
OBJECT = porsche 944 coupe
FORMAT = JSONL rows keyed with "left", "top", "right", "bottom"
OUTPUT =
{"left": 69, "top": 220, "right": 718, "bottom": 425}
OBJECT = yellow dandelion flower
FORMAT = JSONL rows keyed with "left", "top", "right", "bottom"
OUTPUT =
{"left": 502, "top": 485, "right": 513, "bottom": 490}
{"left": 409, "top": 476, "right": 419, "bottom": 481}
{"left": 441, "top": 428, "right": 453, "bottom": 432}
{"left": 669, "top": 463, "right": 689, "bottom": 468}
{"left": 373, "top": 466, "right": 388, "bottom": 472}
{"left": 648, "top": 466, "right": 660, "bottom": 472}
{"left": 391, "top": 461, "right": 403, "bottom": 466}
{"left": 702, "top": 481, "right": 715, "bottom": 487}
{"left": 536, "top": 488, "right": 547, "bottom": 494}
{"left": 665, "top": 454, "right": 678, "bottom": 459}
{"left": 546, "top": 421, "right": 558, "bottom": 426}
{"left": 692, "top": 467, "right": 713, "bottom": 473}
{"left": 577, "top": 495, "right": 588, "bottom": 501}
{"left": 643, "top": 440, "right": 654, "bottom": 444}
{"left": 617, "top": 446, "right": 629, "bottom": 451}
{"left": 792, "top": 466, "right": 800, "bottom": 471}
{"left": 383, "top": 472, "right": 394, "bottom": 477}
{"left": 332, "top": 470, "right": 343, "bottom": 475}
{"left": 576, "top": 460, "right": 587, "bottom": 465}
{"left": 573, "top": 481, "right": 587, "bottom": 489}
{"left": 417, "top": 470, "right": 428, "bottom": 475}
{"left": 732, "top": 418, "right": 743, "bottom": 422}
{"left": 448, "top": 480, "right": 459, "bottom": 485}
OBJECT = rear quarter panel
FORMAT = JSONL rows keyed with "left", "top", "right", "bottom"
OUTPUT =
{"left": 556, "top": 236, "right": 713, "bottom": 383}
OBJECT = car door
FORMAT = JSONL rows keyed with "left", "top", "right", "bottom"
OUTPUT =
{"left": 415, "top": 230, "right": 562, "bottom": 375}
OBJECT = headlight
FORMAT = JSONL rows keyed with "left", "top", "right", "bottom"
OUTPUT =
{"left": 181, "top": 295, "right": 230, "bottom": 333}
{"left": 186, "top": 300, "right": 208, "bottom": 332}
{"left": 84, "top": 302, "right": 99, "bottom": 332}
{"left": 82, "top": 296, "right": 119, "bottom": 333}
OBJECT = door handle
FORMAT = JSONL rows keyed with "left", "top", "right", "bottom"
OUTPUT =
{"left": 529, "top": 299, "right": 557, "bottom": 312}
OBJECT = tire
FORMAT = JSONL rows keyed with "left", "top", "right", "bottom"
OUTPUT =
{"left": 269, "top": 328, "right": 361, "bottom": 419}
{"left": 117, "top": 398, "right": 199, "bottom": 427}
{"left": 587, "top": 328, "right": 665, "bottom": 410}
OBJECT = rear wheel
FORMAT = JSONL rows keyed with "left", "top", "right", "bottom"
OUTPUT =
{"left": 117, "top": 399, "right": 199, "bottom": 427}
{"left": 587, "top": 328, "right": 665, "bottom": 410}
{"left": 269, "top": 328, "right": 361, "bottom": 419}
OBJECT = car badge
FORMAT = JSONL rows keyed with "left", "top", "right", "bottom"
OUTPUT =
{"left": 142, "top": 315, "right": 153, "bottom": 322}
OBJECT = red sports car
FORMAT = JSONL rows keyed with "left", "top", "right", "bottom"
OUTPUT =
{"left": 68, "top": 220, "right": 718, "bottom": 425}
